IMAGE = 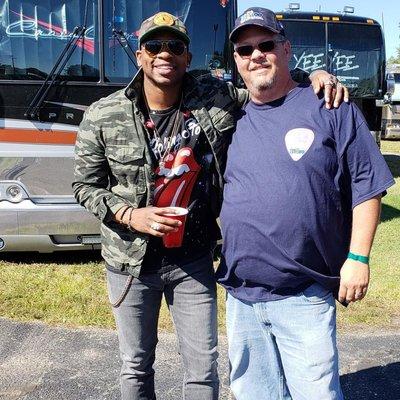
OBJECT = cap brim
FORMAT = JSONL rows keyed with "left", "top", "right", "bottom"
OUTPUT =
{"left": 139, "top": 26, "right": 190, "bottom": 45}
{"left": 229, "top": 22, "right": 281, "bottom": 43}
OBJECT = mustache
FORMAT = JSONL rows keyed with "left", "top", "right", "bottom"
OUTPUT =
{"left": 249, "top": 62, "right": 271, "bottom": 71}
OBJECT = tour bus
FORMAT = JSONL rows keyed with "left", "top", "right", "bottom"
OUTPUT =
{"left": 0, "top": 0, "right": 237, "bottom": 252}
{"left": 276, "top": 4, "right": 386, "bottom": 145}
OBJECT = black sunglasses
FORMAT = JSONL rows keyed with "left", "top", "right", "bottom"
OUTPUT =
{"left": 235, "top": 39, "right": 286, "bottom": 58}
{"left": 143, "top": 39, "right": 187, "bottom": 57}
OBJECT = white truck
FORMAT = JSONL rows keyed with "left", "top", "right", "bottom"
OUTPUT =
{"left": 382, "top": 71, "right": 400, "bottom": 139}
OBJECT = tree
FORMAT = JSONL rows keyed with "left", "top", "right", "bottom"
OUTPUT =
{"left": 388, "top": 46, "right": 400, "bottom": 66}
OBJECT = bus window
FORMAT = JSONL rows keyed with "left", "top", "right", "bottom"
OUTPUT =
{"left": 103, "top": 0, "right": 234, "bottom": 83}
{"left": 0, "top": 0, "right": 99, "bottom": 81}
{"left": 327, "top": 23, "right": 383, "bottom": 98}
{"left": 281, "top": 21, "right": 326, "bottom": 73}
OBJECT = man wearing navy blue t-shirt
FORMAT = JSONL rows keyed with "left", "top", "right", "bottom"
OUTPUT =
{"left": 217, "top": 7, "right": 395, "bottom": 400}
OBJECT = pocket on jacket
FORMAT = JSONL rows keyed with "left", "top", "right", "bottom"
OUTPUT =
{"left": 106, "top": 145, "right": 146, "bottom": 194}
{"left": 212, "top": 110, "right": 236, "bottom": 133}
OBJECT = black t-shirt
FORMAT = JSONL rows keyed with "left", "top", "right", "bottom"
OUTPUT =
{"left": 141, "top": 104, "right": 220, "bottom": 273}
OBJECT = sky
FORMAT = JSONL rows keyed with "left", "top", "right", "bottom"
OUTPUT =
{"left": 238, "top": 0, "right": 400, "bottom": 59}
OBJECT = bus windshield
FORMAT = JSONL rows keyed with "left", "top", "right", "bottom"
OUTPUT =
{"left": 0, "top": 0, "right": 99, "bottom": 81}
{"left": 0, "top": 0, "right": 234, "bottom": 83}
{"left": 327, "top": 23, "right": 383, "bottom": 97}
{"left": 282, "top": 20, "right": 384, "bottom": 98}
{"left": 103, "top": 0, "right": 234, "bottom": 83}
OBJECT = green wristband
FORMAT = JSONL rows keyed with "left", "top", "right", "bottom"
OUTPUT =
{"left": 347, "top": 252, "right": 369, "bottom": 265}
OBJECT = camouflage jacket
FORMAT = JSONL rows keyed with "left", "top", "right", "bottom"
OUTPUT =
{"left": 73, "top": 70, "right": 248, "bottom": 275}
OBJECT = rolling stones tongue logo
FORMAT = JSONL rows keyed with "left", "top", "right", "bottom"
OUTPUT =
{"left": 154, "top": 147, "right": 200, "bottom": 208}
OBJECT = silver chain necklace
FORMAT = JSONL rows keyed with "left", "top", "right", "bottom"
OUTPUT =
{"left": 143, "top": 92, "right": 183, "bottom": 168}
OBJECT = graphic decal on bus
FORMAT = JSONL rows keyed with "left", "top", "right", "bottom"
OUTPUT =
{"left": 293, "top": 51, "right": 360, "bottom": 73}
{"left": 5, "top": 10, "right": 95, "bottom": 54}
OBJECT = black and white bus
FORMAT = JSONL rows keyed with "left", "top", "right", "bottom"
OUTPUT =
{"left": 276, "top": 5, "right": 386, "bottom": 145}
{"left": 0, "top": 0, "right": 237, "bottom": 252}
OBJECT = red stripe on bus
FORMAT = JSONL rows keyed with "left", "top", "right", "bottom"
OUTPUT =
{"left": 0, "top": 129, "right": 77, "bottom": 145}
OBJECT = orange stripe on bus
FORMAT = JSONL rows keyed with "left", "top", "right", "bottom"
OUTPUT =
{"left": 0, "top": 129, "right": 77, "bottom": 145}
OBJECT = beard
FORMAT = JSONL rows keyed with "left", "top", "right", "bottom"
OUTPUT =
{"left": 251, "top": 70, "right": 277, "bottom": 92}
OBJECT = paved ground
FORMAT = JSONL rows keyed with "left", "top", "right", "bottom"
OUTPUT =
{"left": 0, "top": 318, "right": 399, "bottom": 400}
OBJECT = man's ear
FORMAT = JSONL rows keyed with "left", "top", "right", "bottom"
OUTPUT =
{"left": 136, "top": 50, "right": 142, "bottom": 67}
{"left": 284, "top": 40, "right": 292, "bottom": 62}
{"left": 233, "top": 51, "right": 240, "bottom": 65}
{"left": 187, "top": 52, "right": 193, "bottom": 67}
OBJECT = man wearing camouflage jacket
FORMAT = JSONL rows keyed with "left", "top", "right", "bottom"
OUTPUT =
{"left": 73, "top": 11, "right": 345, "bottom": 400}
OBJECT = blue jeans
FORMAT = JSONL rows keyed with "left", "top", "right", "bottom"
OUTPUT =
{"left": 107, "top": 254, "right": 218, "bottom": 400}
{"left": 226, "top": 283, "right": 343, "bottom": 400}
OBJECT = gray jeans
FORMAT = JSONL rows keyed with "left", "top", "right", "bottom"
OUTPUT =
{"left": 106, "top": 254, "right": 219, "bottom": 400}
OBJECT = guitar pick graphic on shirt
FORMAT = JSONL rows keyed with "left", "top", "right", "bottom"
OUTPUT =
{"left": 285, "top": 128, "right": 315, "bottom": 161}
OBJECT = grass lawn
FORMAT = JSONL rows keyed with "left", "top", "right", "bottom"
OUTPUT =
{"left": 0, "top": 140, "right": 399, "bottom": 333}
{"left": 335, "top": 139, "right": 400, "bottom": 330}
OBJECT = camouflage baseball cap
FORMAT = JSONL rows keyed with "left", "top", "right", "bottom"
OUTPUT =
{"left": 138, "top": 12, "right": 190, "bottom": 46}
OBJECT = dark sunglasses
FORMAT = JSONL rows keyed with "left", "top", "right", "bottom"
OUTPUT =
{"left": 235, "top": 39, "right": 286, "bottom": 58}
{"left": 143, "top": 39, "right": 187, "bottom": 57}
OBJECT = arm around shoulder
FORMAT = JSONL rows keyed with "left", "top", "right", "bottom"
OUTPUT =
{"left": 227, "top": 81, "right": 249, "bottom": 108}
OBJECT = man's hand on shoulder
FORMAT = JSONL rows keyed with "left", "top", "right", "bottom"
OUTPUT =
{"left": 338, "top": 259, "right": 370, "bottom": 303}
{"left": 309, "top": 70, "right": 350, "bottom": 109}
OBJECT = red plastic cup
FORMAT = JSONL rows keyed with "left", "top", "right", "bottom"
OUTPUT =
{"left": 162, "top": 207, "right": 189, "bottom": 248}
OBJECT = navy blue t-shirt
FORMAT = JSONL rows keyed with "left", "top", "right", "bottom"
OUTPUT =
{"left": 217, "top": 84, "right": 394, "bottom": 302}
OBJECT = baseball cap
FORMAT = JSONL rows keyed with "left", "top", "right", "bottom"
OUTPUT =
{"left": 138, "top": 12, "right": 190, "bottom": 46}
{"left": 230, "top": 7, "right": 285, "bottom": 43}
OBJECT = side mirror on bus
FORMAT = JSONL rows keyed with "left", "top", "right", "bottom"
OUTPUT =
{"left": 381, "top": 93, "right": 392, "bottom": 105}
{"left": 386, "top": 73, "right": 396, "bottom": 98}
